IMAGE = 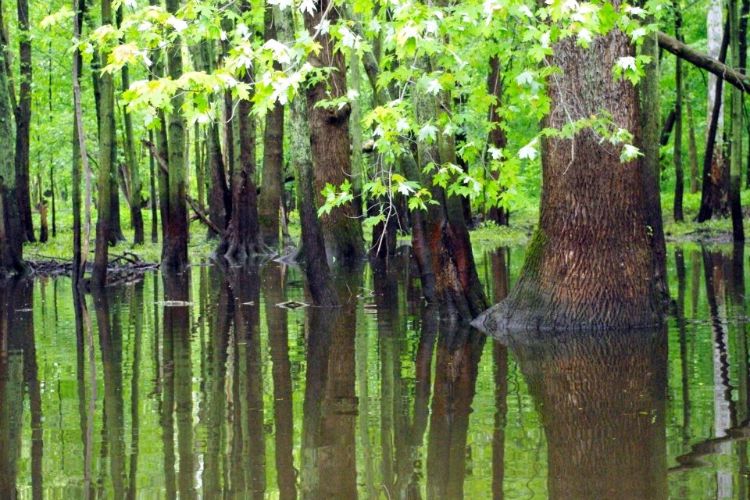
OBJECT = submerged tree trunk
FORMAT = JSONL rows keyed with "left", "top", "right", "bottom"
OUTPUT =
{"left": 258, "top": 4, "right": 284, "bottom": 251}
{"left": 220, "top": 0, "right": 260, "bottom": 264}
{"left": 162, "top": 0, "right": 188, "bottom": 271}
{"left": 14, "top": 0, "right": 33, "bottom": 243}
{"left": 474, "top": 20, "right": 666, "bottom": 333}
{"left": 303, "top": 0, "right": 364, "bottom": 267}
{"left": 0, "top": 17, "right": 22, "bottom": 277}
{"left": 92, "top": 0, "right": 115, "bottom": 288}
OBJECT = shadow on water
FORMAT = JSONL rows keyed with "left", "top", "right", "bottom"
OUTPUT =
{"left": 4, "top": 244, "right": 750, "bottom": 497}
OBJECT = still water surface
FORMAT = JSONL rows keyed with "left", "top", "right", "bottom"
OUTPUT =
{"left": 0, "top": 245, "right": 747, "bottom": 498}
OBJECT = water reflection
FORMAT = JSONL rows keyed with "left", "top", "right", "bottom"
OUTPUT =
{"left": 2, "top": 245, "right": 750, "bottom": 497}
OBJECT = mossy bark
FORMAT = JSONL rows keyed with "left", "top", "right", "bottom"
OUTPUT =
{"left": 474, "top": 18, "right": 666, "bottom": 333}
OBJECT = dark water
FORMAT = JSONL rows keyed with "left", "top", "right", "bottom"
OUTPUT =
{"left": 0, "top": 245, "right": 747, "bottom": 498}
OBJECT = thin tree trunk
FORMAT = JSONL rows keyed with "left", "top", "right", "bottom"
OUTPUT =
{"left": 73, "top": 0, "right": 91, "bottom": 284}
{"left": 92, "top": 0, "right": 115, "bottom": 288}
{"left": 730, "top": 0, "right": 744, "bottom": 241}
{"left": 687, "top": 97, "right": 700, "bottom": 193}
{"left": 698, "top": 7, "right": 730, "bottom": 221}
{"left": 14, "top": 0, "right": 33, "bottom": 243}
{"left": 303, "top": 0, "right": 364, "bottom": 267}
{"left": 118, "top": 6, "right": 144, "bottom": 245}
{"left": 674, "top": 8, "right": 684, "bottom": 222}
{"left": 148, "top": 130, "right": 158, "bottom": 243}
{"left": 487, "top": 55, "right": 509, "bottom": 225}
{"left": 162, "top": 0, "right": 188, "bottom": 271}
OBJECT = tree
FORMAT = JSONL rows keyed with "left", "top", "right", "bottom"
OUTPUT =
{"left": 474, "top": 17, "right": 667, "bottom": 332}
{"left": 162, "top": 0, "right": 188, "bottom": 271}
{"left": 729, "top": 0, "right": 744, "bottom": 241}
{"left": 92, "top": 0, "right": 116, "bottom": 288}
{"left": 674, "top": 7, "right": 684, "bottom": 222}
{"left": 14, "top": 0, "right": 33, "bottom": 243}
{"left": 0, "top": 3, "right": 22, "bottom": 277}
{"left": 258, "top": 4, "right": 284, "bottom": 251}
{"left": 303, "top": 0, "right": 364, "bottom": 267}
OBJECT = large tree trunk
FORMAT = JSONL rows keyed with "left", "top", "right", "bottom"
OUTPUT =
{"left": 509, "top": 327, "right": 667, "bottom": 499}
{"left": 162, "top": 0, "right": 188, "bottom": 271}
{"left": 303, "top": 0, "right": 364, "bottom": 267}
{"left": 92, "top": 0, "right": 115, "bottom": 288}
{"left": 258, "top": 4, "right": 284, "bottom": 251}
{"left": 474, "top": 18, "right": 666, "bottom": 333}
{"left": 729, "top": 0, "right": 744, "bottom": 241}
{"left": 0, "top": 16, "right": 22, "bottom": 278}
{"left": 14, "top": 0, "right": 32, "bottom": 243}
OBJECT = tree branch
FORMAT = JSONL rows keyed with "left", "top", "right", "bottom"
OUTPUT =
{"left": 658, "top": 31, "right": 750, "bottom": 93}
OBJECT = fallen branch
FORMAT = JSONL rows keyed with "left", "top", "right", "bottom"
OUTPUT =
{"left": 658, "top": 31, "right": 750, "bottom": 93}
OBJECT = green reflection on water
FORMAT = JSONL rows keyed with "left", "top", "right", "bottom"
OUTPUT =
{"left": 0, "top": 245, "right": 746, "bottom": 499}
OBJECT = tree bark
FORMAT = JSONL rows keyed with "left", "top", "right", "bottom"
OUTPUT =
{"left": 474, "top": 18, "right": 666, "bottom": 333}
{"left": 303, "top": 0, "right": 364, "bottom": 267}
{"left": 0, "top": 13, "right": 22, "bottom": 276}
{"left": 14, "top": 0, "right": 32, "bottom": 243}
{"left": 687, "top": 97, "right": 700, "bottom": 193}
{"left": 220, "top": 1, "right": 261, "bottom": 264}
{"left": 258, "top": 5, "right": 284, "bottom": 250}
{"left": 92, "top": 0, "right": 115, "bottom": 288}
{"left": 162, "top": 0, "right": 189, "bottom": 271}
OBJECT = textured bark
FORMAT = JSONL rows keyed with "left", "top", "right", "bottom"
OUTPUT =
{"left": 279, "top": 8, "right": 337, "bottom": 307}
{"left": 162, "top": 0, "right": 188, "bottom": 271}
{"left": 258, "top": 6, "right": 284, "bottom": 250}
{"left": 0, "top": 16, "right": 22, "bottom": 277}
{"left": 14, "top": 0, "right": 32, "bottom": 243}
{"left": 92, "top": 0, "right": 117, "bottom": 288}
{"left": 687, "top": 99, "right": 700, "bottom": 193}
{"left": 474, "top": 20, "right": 666, "bottom": 333}
{"left": 509, "top": 328, "right": 668, "bottom": 499}
{"left": 487, "top": 55, "right": 509, "bottom": 225}
{"left": 303, "top": 0, "right": 364, "bottom": 267}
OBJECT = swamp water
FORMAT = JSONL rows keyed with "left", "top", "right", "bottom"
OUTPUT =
{"left": 0, "top": 245, "right": 747, "bottom": 499}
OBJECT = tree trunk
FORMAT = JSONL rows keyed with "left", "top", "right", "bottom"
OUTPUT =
{"left": 687, "top": 97, "right": 700, "bottom": 193}
{"left": 698, "top": 5, "right": 730, "bottom": 220}
{"left": 258, "top": 5, "right": 284, "bottom": 251}
{"left": 474, "top": 19, "right": 666, "bottom": 333}
{"left": 162, "top": 0, "right": 188, "bottom": 271}
{"left": 303, "top": 0, "right": 364, "bottom": 267}
{"left": 92, "top": 0, "right": 115, "bottom": 288}
{"left": 279, "top": 6, "right": 337, "bottom": 307}
{"left": 730, "top": 0, "right": 745, "bottom": 241}
{"left": 220, "top": 0, "right": 260, "bottom": 264}
{"left": 487, "top": 55, "right": 509, "bottom": 225}
{"left": 674, "top": 8, "right": 684, "bottom": 222}
{"left": 0, "top": 17, "right": 22, "bottom": 277}
{"left": 118, "top": 7, "right": 144, "bottom": 246}
{"left": 14, "top": 0, "right": 32, "bottom": 243}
